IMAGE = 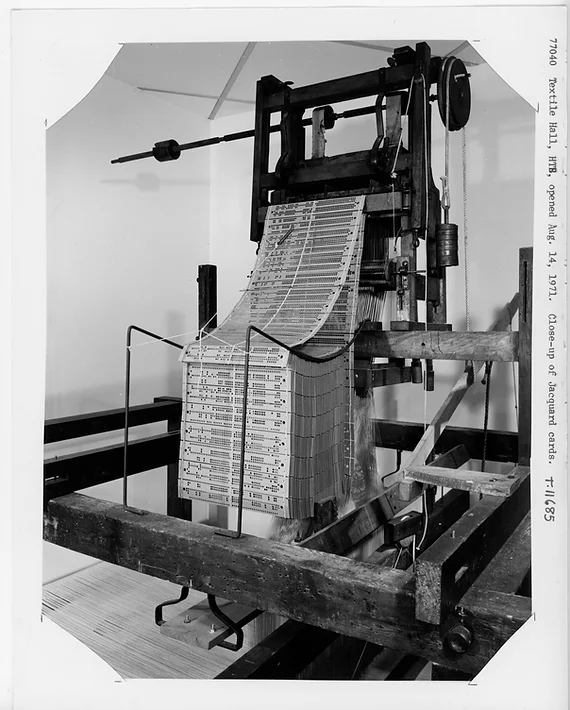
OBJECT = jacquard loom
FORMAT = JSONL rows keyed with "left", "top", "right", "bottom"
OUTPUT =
{"left": 43, "top": 42, "right": 532, "bottom": 681}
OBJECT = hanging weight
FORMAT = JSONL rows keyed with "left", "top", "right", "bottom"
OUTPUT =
{"left": 437, "top": 56, "right": 471, "bottom": 131}
{"left": 436, "top": 222, "right": 459, "bottom": 267}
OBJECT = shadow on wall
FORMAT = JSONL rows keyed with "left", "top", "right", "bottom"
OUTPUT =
{"left": 100, "top": 172, "right": 209, "bottom": 192}
{"left": 44, "top": 371, "right": 182, "bottom": 423}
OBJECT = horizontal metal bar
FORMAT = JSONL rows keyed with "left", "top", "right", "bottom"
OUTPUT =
{"left": 355, "top": 331, "right": 519, "bottom": 362}
{"left": 44, "top": 493, "right": 530, "bottom": 674}
{"left": 44, "top": 400, "right": 182, "bottom": 444}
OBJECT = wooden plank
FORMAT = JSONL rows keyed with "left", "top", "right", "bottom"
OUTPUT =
{"left": 44, "top": 431, "right": 178, "bottom": 501}
{"left": 354, "top": 331, "right": 518, "bottom": 362}
{"left": 372, "top": 419, "right": 518, "bottom": 464}
{"left": 44, "top": 400, "right": 182, "bottom": 443}
{"left": 403, "top": 464, "right": 526, "bottom": 498}
{"left": 518, "top": 247, "right": 533, "bottom": 466}
{"left": 364, "top": 191, "right": 403, "bottom": 213}
{"left": 461, "top": 512, "right": 531, "bottom": 598}
{"left": 399, "top": 294, "right": 520, "bottom": 476}
{"left": 159, "top": 599, "right": 259, "bottom": 650}
{"left": 429, "top": 445, "right": 470, "bottom": 469}
{"left": 44, "top": 493, "right": 530, "bottom": 674}
{"left": 415, "top": 466, "right": 530, "bottom": 625}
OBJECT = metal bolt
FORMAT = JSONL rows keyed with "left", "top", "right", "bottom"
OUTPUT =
{"left": 446, "top": 624, "right": 473, "bottom": 654}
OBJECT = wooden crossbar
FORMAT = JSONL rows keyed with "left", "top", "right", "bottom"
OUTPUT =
{"left": 354, "top": 331, "right": 518, "bottom": 361}
{"left": 44, "top": 492, "right": 530, "bottom": 674}
{"left": 403, "top": 464, "right": 527, "bottom": 498}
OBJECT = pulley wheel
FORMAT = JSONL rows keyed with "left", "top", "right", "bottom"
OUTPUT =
{"left": 438, "top": 56, "right": 471, "bottom": 131}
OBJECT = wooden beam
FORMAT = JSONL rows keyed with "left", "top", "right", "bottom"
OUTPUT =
{"left": 354, "top": 331, "right": 518, "bottom": 362}
{"left": 44, "top": 493, "right": 530, "bottom": 674}
{"left": 44, "top": 431, "right": 178, "bottom": 502}
{"left": 44, "top": 399, "right": 181, "bottom": 443}
{"left": 415, "top": 466, "right": 530, "bottom": 625}
{"left": 461, "top": 512, "right": 531, "bottom": 598}
{"left": 261, "top": 151, "right": 410, "bottom": 189}
{"left": 263, "top": 64, "right": 414, "bottom": 111}
{"left": 403, "top": 464, "right": 527, "bottom": 498}
{"left": 215, "top": 620, "right": 338, "bottom": 679}
{"left": 373, "top": 419, "right": 518, "bottom": 463}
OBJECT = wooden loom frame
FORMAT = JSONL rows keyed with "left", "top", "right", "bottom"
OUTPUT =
{"left": 43, "top": 246, "right": 532, "bottom": 680}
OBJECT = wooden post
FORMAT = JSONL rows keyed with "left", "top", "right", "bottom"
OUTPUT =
{"left": 166, "top": 409, "right": 192, "bottom": 521}
{"left": 518, "top": 247, "right": 532, "bottom": 466}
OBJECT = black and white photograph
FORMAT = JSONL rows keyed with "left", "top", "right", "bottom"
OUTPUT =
{"left": 6, "top": 3, "right": 568, "bottom": 709}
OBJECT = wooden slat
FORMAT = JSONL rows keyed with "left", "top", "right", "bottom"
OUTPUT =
{"left": 415, "top": 466, "right": 530, "bottom": 625}
{"left": 354, "top": 331, "right": 518, "bottom": 362}
{"left": 403, "top": 464, "right": 527, "bottom": 498}
{"left": 44, "top": 493, "right": 530, "bottom": 674}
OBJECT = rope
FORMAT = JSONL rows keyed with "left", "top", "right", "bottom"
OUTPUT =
{"left": 462, "top": 126, "right": 470, "bottom": 333}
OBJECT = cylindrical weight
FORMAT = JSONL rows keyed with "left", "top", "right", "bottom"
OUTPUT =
{"left": 436, "top": 222, "right": 459, "bottom": 267}
{"left": 152, "top": 139, "right": 181, "bottom": 162}
{"left": 411, "top": 359, "right": 423, "bottom": 384}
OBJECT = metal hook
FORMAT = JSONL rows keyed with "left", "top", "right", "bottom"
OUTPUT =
{"left": 207, "top": 595, "right": 245, "bottom": 652}
{"left": 155, "top": 586, "right": 190, "bottom": 626}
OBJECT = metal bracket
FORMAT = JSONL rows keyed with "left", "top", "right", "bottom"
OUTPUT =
{"left": 207, "top": 595, "right": 245, "bottom": 652}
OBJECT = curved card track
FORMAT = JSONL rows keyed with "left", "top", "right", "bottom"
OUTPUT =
{"left": 179, "top": 196, "right": 366, "bottom": 518}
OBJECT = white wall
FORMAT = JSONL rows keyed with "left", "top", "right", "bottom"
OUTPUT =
{"left": 44, "top": 74, "right": 211, "bottom": 581}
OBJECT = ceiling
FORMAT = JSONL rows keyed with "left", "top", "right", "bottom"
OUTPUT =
{"left": 105, "top": 40, "right": 484, "bottom": 121}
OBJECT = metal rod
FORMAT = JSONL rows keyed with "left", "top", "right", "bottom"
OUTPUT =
{"left": 216, "top": 320, "right": 369, "bottom": 538}
{"left": 110, "top": 104, "right": 383, "bottom": 165}
{"left": 123, "top": 325, "right": 184, "bottom": 513}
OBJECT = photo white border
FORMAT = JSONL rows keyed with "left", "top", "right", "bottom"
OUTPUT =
{"left": 4, "top": 3, "right": 568, "bottom": 709}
